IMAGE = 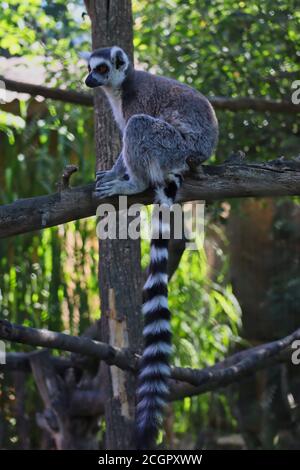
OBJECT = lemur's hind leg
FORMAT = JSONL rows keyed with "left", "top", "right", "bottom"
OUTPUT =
{"left": 95, "top": 114, "right": 190, "bottom": 198}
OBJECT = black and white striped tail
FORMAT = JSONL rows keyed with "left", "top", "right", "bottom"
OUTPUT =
{"left": 136, "top": 175, "right": 182, "bottom": 449}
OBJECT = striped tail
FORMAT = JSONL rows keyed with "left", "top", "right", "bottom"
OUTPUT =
{"left": 136, "top": 175, "right": 182, "bottom": 449}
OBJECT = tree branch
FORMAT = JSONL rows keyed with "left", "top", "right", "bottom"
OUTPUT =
{"left": 1, "top": 351, "right": 99, "bottom": 374}
{"left": 1, "top": 351, "right": 73, "bottom": 372}
{"left": 0, "top": 319, "right": 137, "bottom": 372}
{"left": 210, "top": 96, "right": 300, "bottom": 114}
{"left": 1, "top": 77, "right": 93, "bottom": 106}
{"left": 1, "top": 158, "right": 300, "bottom": 239}
{"left": 2, "top": 76, "right": 300, "bottom": 114}
{"left": 1, "top": 319, "right": 299, "bottom": 400}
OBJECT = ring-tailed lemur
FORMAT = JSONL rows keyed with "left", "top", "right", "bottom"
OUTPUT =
{"left": 83, "top": 46, "right": 218, "bottom": 449}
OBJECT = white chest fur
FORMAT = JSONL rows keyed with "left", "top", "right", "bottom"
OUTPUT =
{"left": 103, "top": 87, "right": 126, "bottom": 132}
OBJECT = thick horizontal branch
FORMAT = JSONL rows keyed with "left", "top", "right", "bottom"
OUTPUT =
{"left": 1, "top": 319, "right": 300, "bottom": 400}
{"left": 210, "top": 96, "right": 300, "bottom": 114}
{"left": 169, "top": 340, "right": 296, "bottom": 400}
{"left": 2, "top": 76, "right": 300, "bottom": 114}
{"left": 1, "top": 77, "right": 93, "bottom": 106}
{"left": 1, "top": 158, "right": 300, "bottom": 239}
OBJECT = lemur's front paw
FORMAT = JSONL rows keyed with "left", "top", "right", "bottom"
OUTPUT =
{"left": 95, "top": 170, "right": 116, "bottom": 187}
{"left": 94, "top": 180, "right": 121, "bottom": 198}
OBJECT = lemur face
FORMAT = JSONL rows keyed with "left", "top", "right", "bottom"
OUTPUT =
{"left": 83, "top": 46, "right": 130, "bottom": 89}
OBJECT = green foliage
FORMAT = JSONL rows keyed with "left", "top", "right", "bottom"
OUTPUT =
{"left": 0, "top": 0, "right": 91, "bottom": 87}
{"left": 0, "top": 3, "right": 97, "bottom": 447}
{"left": 170, "top": 248, "right": 241, "bottom": 438}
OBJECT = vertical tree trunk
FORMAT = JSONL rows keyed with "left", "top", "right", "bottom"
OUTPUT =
{"left": 84, "top": 0, "right": 142, "bottom": 450}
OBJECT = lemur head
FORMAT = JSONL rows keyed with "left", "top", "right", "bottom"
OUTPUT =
{"left": 82, "top": 46, "right": 131, "bottom": 89}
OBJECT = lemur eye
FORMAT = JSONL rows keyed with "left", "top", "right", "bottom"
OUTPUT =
{"left": 96, "top": 64, "right": 109, "bottom": 74}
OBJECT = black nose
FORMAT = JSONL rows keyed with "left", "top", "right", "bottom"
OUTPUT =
{"left": 85, "top": 73, "right": 101, "bottom": 88}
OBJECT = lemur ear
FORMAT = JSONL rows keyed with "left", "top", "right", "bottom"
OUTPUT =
{"left": 111, "top": 47, "right": 127, "bottom": 70}
{"left": 115, "top": 50, "right": 125, "bottom": 69}
{"left": 79, "top": 51, "right": 92, "bottom": 63}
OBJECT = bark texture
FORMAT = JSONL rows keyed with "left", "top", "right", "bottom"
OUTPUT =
{"left": 1, "top": 158, "right": 300, "bottom": 239}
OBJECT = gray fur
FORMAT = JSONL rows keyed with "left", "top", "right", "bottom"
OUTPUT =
{"left": 84, "top": 46, "right": 218, "bottom": 197}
